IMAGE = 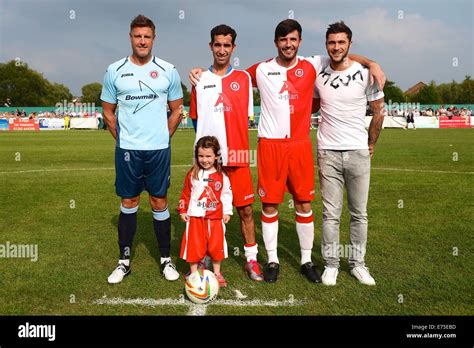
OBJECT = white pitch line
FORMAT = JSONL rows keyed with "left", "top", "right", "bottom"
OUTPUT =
{"left": 93, "top": 296, "right": 187, "bottom": 307}
{"left": 2, "top": 165, "right": 472, "bottom": 176}
{"left": 93, "top": 294, "right": 302, "bottom": 316}
{"left": 0, "top": 164, "right": 189, "bottom": 175}
{"left": 188, "top": 304, "right": 208, "bottom": 316}
{"left": 371, "top": 167, "right": 474, "bottom": 175}
{"left": 211, "top": 297, "right": 301, "bottom": 306}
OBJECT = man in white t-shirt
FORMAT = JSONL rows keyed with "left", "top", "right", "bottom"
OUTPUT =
{"left": 313, "top": 21, "right": 385, "bottom": 286}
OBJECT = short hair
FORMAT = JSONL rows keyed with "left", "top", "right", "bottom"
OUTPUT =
{"left": 326, "top": 21, "right": 352, "bottom": 42}
{"left": 130, "top": 14, "right": 155, "bottom": 34}
{"left": 210, "top": 24, "right": 237, "bottom": 44}
{"left": 274, "top": 19, "right": 302, "bottom": 41}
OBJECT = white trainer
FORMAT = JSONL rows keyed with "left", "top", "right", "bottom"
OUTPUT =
{"left": 161, "top": 260, "right": 179, "bottom": 281}
{"left": 351, "top": 266, "right": 376, "bottom": 285}
{"left": 321, "top": 266, "right": 339, "bottom": 286}
{"left": 107, "top": 263, "right": 130, "bottom": 284}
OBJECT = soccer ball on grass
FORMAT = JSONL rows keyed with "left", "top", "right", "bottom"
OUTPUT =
{"left": 185, "top": 269, "right": 219, "bottom": 304}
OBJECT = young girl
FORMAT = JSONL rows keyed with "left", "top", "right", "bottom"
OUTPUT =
{"left": 178, "top": 136, "right": 232, "bottom": 287}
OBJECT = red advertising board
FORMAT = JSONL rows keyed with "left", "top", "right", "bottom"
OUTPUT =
{"left": 8, "top": 119, "right": 40, "bottom": 131}
{"left": 438, "top": 116, "right": 471, "bottom": 128}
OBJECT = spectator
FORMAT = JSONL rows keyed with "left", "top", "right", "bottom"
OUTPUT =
{"left": 95, "top": 109, "right": 104, "bottom": 129}
{"left": 438, "top": 105, "right": 447, "bottom": 116}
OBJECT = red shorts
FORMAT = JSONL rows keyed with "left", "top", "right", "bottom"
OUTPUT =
{"left": 224, "top": 166, "right": 255, "bottom": 207}
{"left": 257, "top": 137, "right": 315, "bottom": 203}
{"left": 180, "top": 217, "right": 228, "bottom": 263}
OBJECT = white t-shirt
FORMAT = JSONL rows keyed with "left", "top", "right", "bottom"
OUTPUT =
{"left": 315, "top": 61, "right": 384, "bottom": 150}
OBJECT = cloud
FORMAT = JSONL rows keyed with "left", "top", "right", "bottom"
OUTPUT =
{"left": 346, "top": 7, "right": 457, "bottom": 52}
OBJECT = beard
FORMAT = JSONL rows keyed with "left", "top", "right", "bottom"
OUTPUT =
{"left": 279, "top": 47, "right": 298, "bottom": 62}
{"left": 133, "top": 46, "right": 151, "bottom": 58}
{"left": 330, "top": 50, "right": 349, "bottom": 64}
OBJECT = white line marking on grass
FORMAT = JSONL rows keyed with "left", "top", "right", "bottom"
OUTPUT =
{"left": 4, "top": 165, "right": 470, "bottom": 176}
{"left": 93, "top": 294, "right": 302, "bottom": 316}
{"left": 371, "top": 167, "right": 474, "bottom": 175}
{"left": 188, "top": 304, "right": 208, "bottom": 316}
{"left": 0, "top": 165, "right": 189, "bottom": 175}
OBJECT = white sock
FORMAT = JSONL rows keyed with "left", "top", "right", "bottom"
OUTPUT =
{"left": 262, "top": 211, "right": 279, "bottom": 264}
{"left": 119, "top": 259, "right": 130, "bottom": 267}
{"left": 160, "top": 257, "right": 171, "bottom": 265}
{"left": 244, "top": 244, "right": 258, "bottom": 262}
{"left": 296, "top": 210, "right": 314, "bottom": 265}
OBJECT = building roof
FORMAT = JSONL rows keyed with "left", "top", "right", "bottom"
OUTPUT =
{"left": 404, "top": 81, "right": 427, "bottom": 95}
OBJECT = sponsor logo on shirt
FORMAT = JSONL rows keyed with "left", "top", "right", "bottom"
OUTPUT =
{"left": 130, "top": 80, "right": 159, "bottom": 114}
{"left": 125, "top": 94, "right": 157, "bottom": 101}
{"left": 268, "top": 72, "right": 281, "bottom": 76}
{"left": 204, "top": 84, "right": 217, "bottom": 89}
{"left": 197, "top": 186, "right": 219, "bottom": 210}
{"left": 121, "top": 73, "right": 134, "bottom": 78}
{"left": 214, "top": 93, "right": 233, "bottom": 112}
{"left": 278, "top": 81, "right": 299, "bottom": 100}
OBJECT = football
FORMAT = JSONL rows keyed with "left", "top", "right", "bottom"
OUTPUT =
{"left": 185, "top": 269, "right": 219, "bottom": 304}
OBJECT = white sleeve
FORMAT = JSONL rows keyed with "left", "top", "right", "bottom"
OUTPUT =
{"left": 244, "top": 71, "right": 254, "bottom": 117}
{"left": 221, "top": 174, "right": 233, "bottom": 216}
{"left": 306, "top": 55, "right": 330, "bottom": 73}
{"left": 365, "top": 80, "right": 385, "bottom": 102}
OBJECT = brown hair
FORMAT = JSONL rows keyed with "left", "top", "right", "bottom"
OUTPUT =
{"left": 274, "top": 19, "right": 302, "bottom": 41}
{"left": 210, "top": 24, "right": 237, "bottom": 44}
{"left": 191, "top": 136, "right": 223, "bottom": 179}
{"left": 130, "top": 14, "right": 155, "bottom": 34}
{"left": 326, "top": 21, "right": 352, "bottom": 42}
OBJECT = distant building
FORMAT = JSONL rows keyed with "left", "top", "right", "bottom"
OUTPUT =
{"left": 404, "top": 82, "right": 427, "bottom": 96}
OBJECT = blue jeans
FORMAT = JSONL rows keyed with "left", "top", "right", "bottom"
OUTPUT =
{"left": 317, "top": 149, "right": 371, "bottom": 268}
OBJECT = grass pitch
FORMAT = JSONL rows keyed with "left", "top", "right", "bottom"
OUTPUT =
{"left": 0, "top": 128, "right": 472, "bottom": 315}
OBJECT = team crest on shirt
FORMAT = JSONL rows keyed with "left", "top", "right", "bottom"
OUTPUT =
{"left": 150, "top": 70, "right": 159, "bottom": 79}
{"left": 258, "top": 187, "right": 266, "bottom": 197}
{"left": 295, "top": 68, "right": 304, "bottom": 77}
{"left": 230, "top": 82, "right": 240, "bottom": 91}
{"left": 214, "top": 181, "right": 222, "bottom": 191}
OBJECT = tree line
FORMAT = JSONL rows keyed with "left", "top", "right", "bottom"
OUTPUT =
{"left": 0, "top": 59, "right": 472, "bottom": 107}
{"left": 380, "top": 77, "right": 473, "bottom": 105}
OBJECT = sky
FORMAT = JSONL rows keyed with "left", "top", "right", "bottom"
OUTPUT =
{"left": 0, "top": 0, "right": 473, "bottom": 96}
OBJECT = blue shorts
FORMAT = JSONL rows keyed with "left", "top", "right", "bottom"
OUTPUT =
{"left": 115, "top": 147, "right": 171, "bottom": 198}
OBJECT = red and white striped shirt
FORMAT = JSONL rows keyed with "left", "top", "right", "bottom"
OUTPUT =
{"left": 190, "top": 68, "right": 253, "bottom": 166}
{"left": 178, "top": 169, "right": 233, "bottom": 219}
{"left": 247, "top": 56, "right": 326, "bottom": 140}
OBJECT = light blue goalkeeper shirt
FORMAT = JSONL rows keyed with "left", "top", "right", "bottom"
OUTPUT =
{"left": 101, "top": 56, "right": 183, "bottom": 150}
